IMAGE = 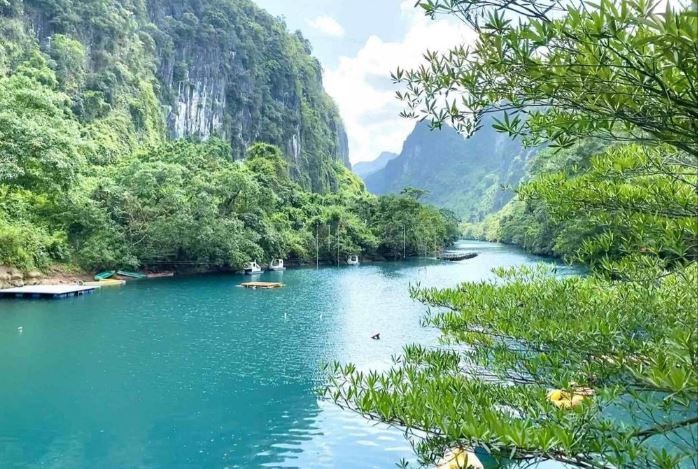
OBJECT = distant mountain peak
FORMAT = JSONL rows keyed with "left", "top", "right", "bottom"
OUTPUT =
{"left": 352, "top": 151, "right": 399, "bottom": 178}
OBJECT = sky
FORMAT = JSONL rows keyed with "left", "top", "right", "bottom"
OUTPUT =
{"left": 254, "top": 0, "right": 474, "bottom": 165}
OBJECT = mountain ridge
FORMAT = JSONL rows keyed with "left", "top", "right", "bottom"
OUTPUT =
{"left": 352, "top": 151, "right": 399, "bottom": 178}
{"left": 363, "top": 117, "right": 538, "bottom": 220}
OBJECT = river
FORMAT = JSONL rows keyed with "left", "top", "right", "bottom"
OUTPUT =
{"left": 0, "top": 241, "right": 570, "bottom": 468}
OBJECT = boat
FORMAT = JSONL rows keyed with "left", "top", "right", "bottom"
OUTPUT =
{"left": 268, "top": 259, "right": 285, "bottom": 271}
{"left": 84, "top": 279, "right": 126, "bottom": 287}
{"left": 117, "top": 270, "right": 147, "bottom": 279}
{"left": 347, "top": 255, "right": 360, "bottom": 265}
{"left": 240, "top": 282, "right": 283, "bottom": 289}
{"left": 243, "top": 261, "right": 263, "bottom": 275}
{"left": 94, "top": 271, "right": 116, "bottom": 280}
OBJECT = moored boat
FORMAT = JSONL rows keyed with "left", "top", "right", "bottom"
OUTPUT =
{"left": 94, "top": 271, "right": 116, "bottom": 281}
{"left": 84, "top": 279, "right": 126, "bottom": 287}
{"left": 347, "top": 255, "right": 360, "bottom": 265}
{"left": 243, "top": 261, "right": 263, "bottom": 275}
{"left": 268, "top": 259, "right": 285, "bottom": 271}
{"left": 117, "top": 270, "right": 147, "bottom": 279}
{"left": 437, "top": 252, "right": 478, "bottom": 261}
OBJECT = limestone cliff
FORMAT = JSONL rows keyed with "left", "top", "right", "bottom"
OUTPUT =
{"left": 6, "top": 0, "right": 349, "bottom": 192}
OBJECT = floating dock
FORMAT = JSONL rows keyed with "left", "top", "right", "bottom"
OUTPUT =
{"left": 240, "top": 282, "right": 284, "bottom": 289}
{"left": 437, "top": 252, "right": 479, "bottom": 261}
{"left": 0, "top": 285, "right": 98, "bottom": 299}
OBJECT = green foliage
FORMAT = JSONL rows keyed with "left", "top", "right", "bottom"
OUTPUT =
{"left": 0, "top": 129, "right": 457, "bottom": 271}
{"left": 0, "top": 62, "right": 86, "bottom": 193}
{"left": 324, "top": 265, "right": 698, "bottom": 467}
{"left": 463, "top": 140, "right": 607, "bottom": 257}
{"left": 395, "top": 0, "right": 698, "bottom": 156}
{"left": 47, "top": 34, "right": 86, "bottom": 93}
{"left": 328, "top": 0, "right": 698, "bottom": 467}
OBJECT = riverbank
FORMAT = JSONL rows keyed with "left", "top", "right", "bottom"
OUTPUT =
{"left": 0, "top": 265, "right": 92, "bottom": 290}
{"left": 0, "top": 253, "right": 452, "bottom": 290}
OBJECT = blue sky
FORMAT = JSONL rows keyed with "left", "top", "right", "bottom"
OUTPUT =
{"left": 255, "top": 0, "right": 409, "bottom": 69}
{"left": 254, "top": 0, "right": 474, "bottom": 164}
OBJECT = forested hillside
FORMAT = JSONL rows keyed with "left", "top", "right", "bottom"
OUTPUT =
{"left": 462, "top": 140, "right": 608, "bottom": 257}
{"left": 0, "top": 0, "right": 459, "bottom": 274}
{"left": 363, "top": 115, "right": 538, "bottom": 220}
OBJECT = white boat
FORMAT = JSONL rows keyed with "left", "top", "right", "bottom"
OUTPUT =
{"left": 268, "top": 259, "right": 286, "bottom": 271}
{"left": 243, "top": 261, "right": 263, "bottom": 275}
{"left": 347, "top": 255, "right": 360, "bottom": 265}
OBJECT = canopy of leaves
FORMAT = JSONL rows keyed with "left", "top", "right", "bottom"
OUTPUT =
{"left": 394, "top": 0, "right": 698, "bottom": 156}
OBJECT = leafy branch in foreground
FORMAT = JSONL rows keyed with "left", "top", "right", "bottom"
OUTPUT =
{"left": 323, "top": 265, "right": 698, "bottom": 468}
{"left": 393, "top": 0, "right": 698, "bottom": 155}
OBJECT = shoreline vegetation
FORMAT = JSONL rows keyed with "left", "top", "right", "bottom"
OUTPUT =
{"left": 0, "top": 139, "right": 460, "bottom": 285}
{"left": 0, "top": 251, "right": 463, "bottom": 290}
{"left": 0, "top": 0, "right": 456, "bottom": 283}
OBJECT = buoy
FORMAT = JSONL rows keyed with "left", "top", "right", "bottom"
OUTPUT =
{"left": 371, "top": 333, "right": 381, "bottom": 340}
{"left": 436, "top": 448, "right": 484, "bottom": 469}
{"left": 547, "top": 388, "right": 593, "bottom": 409}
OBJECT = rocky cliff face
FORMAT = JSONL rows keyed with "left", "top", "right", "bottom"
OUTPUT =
{"left": 10, "top": 0, "right": 349, "bottom": 192}
{"left": 148, "top": 0, "right": 350, "bottom": 190}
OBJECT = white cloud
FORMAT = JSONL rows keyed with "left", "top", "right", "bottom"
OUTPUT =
{"left": 307, "top": 15, "right": 346, "bottom": 38}
{"left": 324, "top": 2, "right": 476, "bottom": 164}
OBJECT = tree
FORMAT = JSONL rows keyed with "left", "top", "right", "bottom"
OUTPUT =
{"left": 325, "top": 1, "right": 698, "bottom": 467}
{"left": 393, "top": 0, "right": 698, "bottom": 156}
{"left": 0, "top": 57, "right": 86, "bottom": 193}
{"left": 400, "top": 186, "right": 431, "bottom": 201}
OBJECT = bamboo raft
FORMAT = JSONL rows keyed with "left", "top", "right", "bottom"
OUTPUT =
{"left": 240, "top": 282, "right": 284, "bottom": 289}
{"left": 437, "top": 252, "right": 479, "bottom": 261}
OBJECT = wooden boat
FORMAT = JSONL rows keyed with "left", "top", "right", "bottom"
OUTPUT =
{"left": 241, "top": 282, "right": 283, "bottom": 289}
{"left": 243, "top": 261, "right": 263, "bottom": 275}
{"left": 116, "top": 270, "right": 147, "bottom": 279}
{"left": 347, "top": 255, "right": 360, "bottom": 265}
{"left": 268, "top": 259, "right": 285, "bottom": 271}
{"left": 84, "top": 279, "right": 126, "bottom": 287}
{"left": 94, "top": 271, "right": 116, "bottom": 280}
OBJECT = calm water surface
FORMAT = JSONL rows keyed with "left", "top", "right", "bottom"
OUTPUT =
{"left": 0, "top": 242, "right": 569, "bottom": 468}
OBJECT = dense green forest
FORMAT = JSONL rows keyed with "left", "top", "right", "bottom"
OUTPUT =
{"left": 462, "top": 139, "right": 607, "bottom": 258}
{"left": 0, "top": 0, "right": 458, "bottom": 273}
{"left": 326, "top": 0, "right": 698, "bottom": 467}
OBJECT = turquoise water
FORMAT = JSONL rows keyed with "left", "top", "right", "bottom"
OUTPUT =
{"left": 0, "top": 242, "right": 566, "bottom": 468}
